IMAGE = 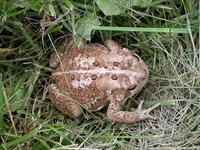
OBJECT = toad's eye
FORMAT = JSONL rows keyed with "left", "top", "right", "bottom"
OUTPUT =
{"left": 128, "top": 84, "right": 137, "bottom": 90}
{"left": 132, "top": 53, "right": 140, "bottom": 61}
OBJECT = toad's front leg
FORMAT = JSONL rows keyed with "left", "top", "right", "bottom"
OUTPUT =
{"left": 107, "top": 98, "right": 160, "bottom": 123}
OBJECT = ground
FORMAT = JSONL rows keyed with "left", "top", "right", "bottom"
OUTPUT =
{"left": 0, "top": 0, "right": 199, "bottom": 149}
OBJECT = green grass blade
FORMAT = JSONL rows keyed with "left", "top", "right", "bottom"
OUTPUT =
{"left": 94, "top": 26, "right": 189, "bottom": 33}
{"left": 1, "top": 129, "right": 38, "bottom": 149}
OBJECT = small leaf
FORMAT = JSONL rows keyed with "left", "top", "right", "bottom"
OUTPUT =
{"left": 95, "top": 0, "right": 153, "bottom": 16}
{"left": 75, "top": 14, "right": 100, "bottom": 41}
{"left": 95, "top": 0, "right": 124, "bottom": 16}
{"left": 46, "top": 25, "right": 63, "bottom": 33}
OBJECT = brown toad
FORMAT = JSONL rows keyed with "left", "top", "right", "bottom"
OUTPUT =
{"left": 48, "top": 39, "right": 160, "bottom": 123}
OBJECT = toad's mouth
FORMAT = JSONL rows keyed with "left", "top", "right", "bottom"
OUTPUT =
{"left": 127, "top": 84, "right": 137, "bottom": 90}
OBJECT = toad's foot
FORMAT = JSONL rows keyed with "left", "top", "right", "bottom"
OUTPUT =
{"left": 132, "top": 100, "right": 160, "bottom": 121}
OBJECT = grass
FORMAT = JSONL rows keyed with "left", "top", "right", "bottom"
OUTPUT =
{"left": 94, "top": 26, "right": 189, "bottom": 33}
{"left": 0, "top": 0, "right": 199, "bottom": 149}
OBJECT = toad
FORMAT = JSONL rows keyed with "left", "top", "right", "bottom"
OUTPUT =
{"left": 48, "top": 39, "right": 160, "bottom": 123}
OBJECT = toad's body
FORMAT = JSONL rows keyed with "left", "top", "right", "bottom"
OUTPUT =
{"left": 48, "top": 39, "right": 160, "bottom": 123}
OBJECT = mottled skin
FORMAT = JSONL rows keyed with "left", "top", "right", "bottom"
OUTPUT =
{"left": 48, "top": 39, "right": 160, "bottom": 123}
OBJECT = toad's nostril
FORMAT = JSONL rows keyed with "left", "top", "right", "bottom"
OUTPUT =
{"left": 128, "top": 84, "right": 137, "bottom": 90}
{"left": 125, "top": 78, "right": 132, "bottom": 86}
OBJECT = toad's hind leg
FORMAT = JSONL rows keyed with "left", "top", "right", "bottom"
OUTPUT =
{"left": 48, "top": 84, "right": 82, "bottom": 118}
{"left": 107, "top": 96, "right": 160, "bottom": 123}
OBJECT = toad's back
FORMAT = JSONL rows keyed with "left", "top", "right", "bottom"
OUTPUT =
{"left": 51, "top": 41, "right": 149, "bottom": 111}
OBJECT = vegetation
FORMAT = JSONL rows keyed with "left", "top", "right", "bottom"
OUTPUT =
{"left": 0, "top": 0, "right": 199, "bottom": 149}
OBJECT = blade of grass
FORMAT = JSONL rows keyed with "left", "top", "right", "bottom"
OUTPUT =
{"left": 94, "top": 26, "right": 189, "bottom": 33}
{"left": 1, "top": 81, "right": 17, "bottom": 135}
{"left": 15, "top": 23, "right": 39, "bottom": 50}
{"left": 1, "top": 129, "right": 38, "bottom": 149}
